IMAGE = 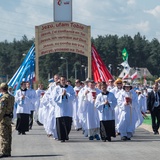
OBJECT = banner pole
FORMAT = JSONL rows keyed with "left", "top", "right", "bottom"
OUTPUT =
{"left": 35, "top": 26, "right": 39, "bottom": 89}
{"left": 87, "top": 26, "right": 92, "bottom": 79}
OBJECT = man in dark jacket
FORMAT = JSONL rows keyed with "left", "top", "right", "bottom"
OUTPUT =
{"left": 147, "top": 84, "right": 160, "bottom": 134}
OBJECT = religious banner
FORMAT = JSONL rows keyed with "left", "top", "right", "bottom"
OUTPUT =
{"left": 92, "top": 45, "right": 113, "bottom": 83}
{"left": 54, "top": 0, "right": 72, "bottom": 22}
{"left": 35, "top": 21, "right": 91, "bottom": 57}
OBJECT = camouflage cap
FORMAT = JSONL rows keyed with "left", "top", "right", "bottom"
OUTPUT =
{"left": 0, "top": 83, "right": 8, "bottom": 90}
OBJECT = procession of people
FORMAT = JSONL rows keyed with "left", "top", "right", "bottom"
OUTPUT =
{"left": 8, "top": 74, "right": 159, "bottom": 143}
{"left": 1, "top": 74, "right": 160, "bottom": 158}
{"left": 1, "top": 73, "right": 159, "bottom": 158}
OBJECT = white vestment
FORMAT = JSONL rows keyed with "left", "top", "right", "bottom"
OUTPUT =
{"left": 15, "top": 89, "right": 32, "bottom": 114}
{"left": 52, "top": 85, "right": 75, "bottom": 118}
{"left": 40, "top": 82, "right": 58, "bottom": 138}
{"left": 27, "top": 88, "right": 37, "bottom": 112}
{"left": 72, "top": 86, "right": 82, "bottom": 129}
{"left": 79, "top": 87, "right": 101, "bottom": 137}
{"left": 110, "top": 87, "right": 123, "bottom": 131}
{"left": 95, "top": 92, "right": 117, "bottom": 121}
{"left": 116, "top": 89, "right": 141, "bottom": 138}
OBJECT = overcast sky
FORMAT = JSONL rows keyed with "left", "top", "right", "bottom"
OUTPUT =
{"left": 0, "top": 0, "right": 160, "bottom": 42}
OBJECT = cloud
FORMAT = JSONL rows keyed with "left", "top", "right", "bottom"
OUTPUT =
{"left": 144, "top": 5, "right": 160, "bottom": 17}
{"left": 0, "top": 0, "right": 159, "bottom": 42}
{"left": 127, "top": 0, "right": 136, "bottom": 6}
{"left": 135, "top": 21, "right": 150, "bottom": 33}
{"left": 73, "top": 0, "right": 111, "bottom": 23}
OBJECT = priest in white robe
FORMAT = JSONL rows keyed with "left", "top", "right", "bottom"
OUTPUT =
{"left": 73, "top": 79, "right": 82, "bottom": 130}
{"left": 35, "top": 83, "right": 45, "bottom": 125}
{"left": 110, "top": 78, "right": 123, "bottom": 134}
{"left": 15, "top": 81, "right": 31, "bottom": 135}
{"left": 26, "top": 81, "right": 37, "bottom": 130}
{"left": 79, "top": 80, "right": 101, "bottom": 140}
{"left": 95, "top": 82, "right": 117, "bottom": 142}
{"left": 116, "top": 83, "right": 139, "bottom": 141}
{"left": 52, "top": 76, "right": 75, "bottom": 142}
{"left": 40, "top": 74, "right": 59, "bottom": 139}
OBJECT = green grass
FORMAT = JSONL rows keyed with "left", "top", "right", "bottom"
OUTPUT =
{"left": 143, "top": 115, "right": 152, "bottom": 125}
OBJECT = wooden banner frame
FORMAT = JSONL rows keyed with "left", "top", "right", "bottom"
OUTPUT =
{"left": 35, "top": 21, "right": 91, "bottom": 82}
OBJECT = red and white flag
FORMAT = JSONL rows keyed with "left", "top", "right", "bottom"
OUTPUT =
{"left": 92, "top": 45, "right": 113, "bottom": 83}
{"left": 122, "top": 73, "right": 130, "bottom": 79}
{"left": 131, "top": 71, "right": 138, "bottom": 80}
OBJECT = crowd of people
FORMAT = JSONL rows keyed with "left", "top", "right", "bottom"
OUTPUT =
{"left": 1, "top": 74, "right": 160, "bottom": 157}
{"left": 12, "top": 74, "right": 159, "bottom": 143}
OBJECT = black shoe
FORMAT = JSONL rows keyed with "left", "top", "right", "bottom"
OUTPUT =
{"left": 22, "top": 132, "right": 26, "bottom": 135}
{"left": 89, "top": 136, "right": 94, "bottom": 140}
{"left": 61, "top": 140, "right": 65, "bottom": 142}
{"left": 102, "top": 140, "right": 106, "bottom": 142}
{"left": 37, "top": 120, "right": 43, "bottom": 126}
{"left": 94, "top": 134, "right": 100, "bottom": 140}
{"left": 47, "top": 134, "right": 53, "bottom": 137}
{"left": 76, "top": 128, "right": 82, "bottom": 131}
{"left": 121, "top": 136, "right": 127, "bottom": 141}
{"left": 107, "top": 137, "right": 111, "bottom": 142}
{"left": 154, "top": 131, "right": 159, "bottom": 135}
{"left": 29, "top": 126, "right": 32, "bottom": 130}
{"left": 127, "top": 138, "right": 131, "bottom": 140}
{"left": 0, "top": 154, "right": 11, "bottom": 158}
{"left": 18, "top": 132, "right": 21, "bottom": 135}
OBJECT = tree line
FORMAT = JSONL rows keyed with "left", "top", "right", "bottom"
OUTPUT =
{"left": 0, "top": 33, "right": 160, "bottom": 86}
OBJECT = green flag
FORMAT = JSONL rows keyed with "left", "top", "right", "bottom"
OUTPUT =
{"left": 122, "top": 48, "right": 128, "bottom": 61}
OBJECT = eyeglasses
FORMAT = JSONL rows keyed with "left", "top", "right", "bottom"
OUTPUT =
{"left": 117, "top": 83, "right": 122, "bottom": 84}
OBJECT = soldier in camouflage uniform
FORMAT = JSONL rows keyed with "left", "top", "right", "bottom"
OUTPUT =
{"left": 0, "top": 83, "right": 15, "bottom": 158}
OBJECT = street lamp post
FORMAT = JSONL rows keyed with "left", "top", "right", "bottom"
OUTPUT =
{"left": 60, "top": 57, "right": 68, "bottom": 79}
{"left": 75, "top": 65, "right": 77, "bottom": 79}
{"left": 58, "top": 66, "right": 64, "bottom": 76}
{"left": 117, "top": 66, "right": 122, "bottom": 77}
{"left": 108, "top": 64, "right": 112, "bottom": 74}
{"left": 81, "top": 65, "right": 87, "bottom": 80}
